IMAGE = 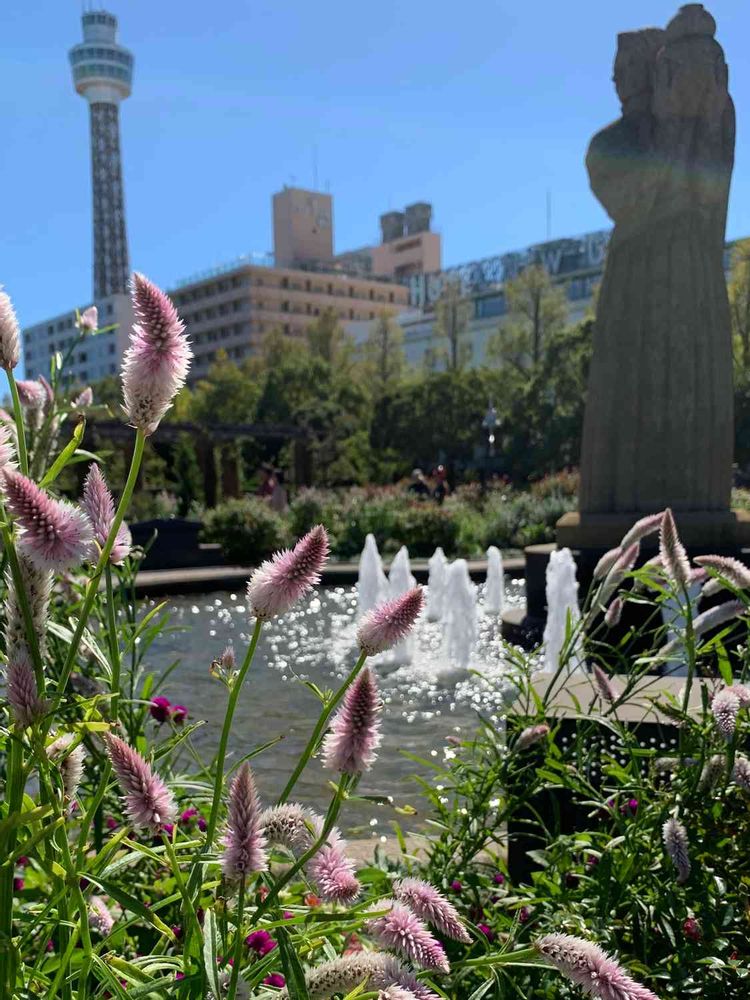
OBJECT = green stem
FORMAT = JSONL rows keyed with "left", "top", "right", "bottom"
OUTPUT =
{"left": 7, "top": 370, "right": 29, "bottom": 477}
{"left": 50, "top": 429, "right": 145, "bottom": 715}
{"left": 105, "top": 565, "right": 122, "bottom": 722}
{"left": 226, "top": 877, "right": 246, "bottom": 1000}
{"left": 0, "top": 737, "right": 24, "bottom": 1000}
{"left": 204, "top": 619, "right": 263, "bottom": 849}
{"left": 162, "top": 835, "right": 203, "bottom": 941}
{"left": 279, "top": 652, "right": 367, "bottom": 803}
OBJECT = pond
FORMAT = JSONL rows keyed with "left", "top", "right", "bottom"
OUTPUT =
{"left": 148, "top": 578, "right": 525, "bottom": 843}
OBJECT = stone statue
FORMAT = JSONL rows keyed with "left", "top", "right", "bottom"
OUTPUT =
{"left": 579, "top": 4, "right": 735, "bottom": 515}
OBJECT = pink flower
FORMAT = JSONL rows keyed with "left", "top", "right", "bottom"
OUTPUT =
{"left": 13, "top": 877, "right": 24, "bottom": 892}
{"left": 516, "top": 723, "right": 549, "bottom": 751}
{"left": 620, "top": 512, "right": 663, "bottom": 550}
{"left": 78, "top": 306, "right": 98, "bottom": 333}
{"left": 47, "top": 733, "right": 85, "bottom": 800}
{"left": 245, "top": 930, "right": 277, "bottom": 956}
{"left": 393, "top": 878, "right": 471, "bottom": 943}
{"left": 592, "top": 665, "right": 619, "bottom": 704}
{"left": 493, "top": 872, "right": 505, "bottom": 885}
{"left": 357, "top": 587, "right": 425, "bottom": 656}
{"left": 0, "top": 423, "right": 15, "bottom": 473}
{"left": 5, "top": 652, "right": 46, "bottom": 728}
{"left": 72, "top": 387, "right": 93, "bottom": 409}
{"left": 275, "top": 954, "right": 440, "bottom": 1000}
{"left": 3, "top": 470, "right": 93, "bottom": 572}
{"left": 5, "top": 554, "right": 51, "bottom": 664}
{"left": 149, "top": 696, "right": 172, "bottom": 724}
{"left": 104, "top": 733, "right": 176, "bottom": 833}
{"left": 712, "top": 688, "right": 741, "bottom": 741}
{"left": 593, "top": 547, "right": 622, "bottom": 581}
{"left": 518, "top": 905, "right": 532, "bottom": 924}
{"left": 321, "top": 666, "right": 382, "bottom": 775}
{"left": 683, "top": 918, "right": 701, "bottom": 943}
{"left": 659, "top": 508, "right": 690, "bottom": 590}
{"left": 88, "top": 895, "right": 114, "bottom": 936}
{"left": 599, "top": 543, "right": 639, "bottom": 604}
{"left": 221, "top": 763, "right": 267, "bottom": 881}
{"left": 662, "top": 817, "right": 690, "bottom": 884}
{"left": 726, "top": 683, "right": 750, "bottom": 708}
{"left": 367, "top": 900, "right": 450, "bottom": 972}
{"left": 0, "top": 289, "right": 21, "bottom": 370}
{"left": 80, "top": 464, "right": 132, "bottom": 564}
{"left": 171, "top": 705, "right": 187, "bottom": 725}
{"left": 378, "top": 989, "right": 419, "bottom": 1000}
{"left": 658, "top": 599, "right": 745, "bottom": 659}
{"left": 263, "top": 973, "right": 286, "bottom": 988}
{"left": 15, "top": 379, "right": 45, "bottom": 408}
{"left": 247, "top": 525, "right": 329, "bottom": 620}
{"left": 536, "top": 932, "right": 660, "bottom": 1000}
{"left": 121, "top": 273, "right": 192, "bottom": 436}
{"left": 308, "top": 827, "right": 361, "bottom": 904}
{"left": 733, "top": 755, "right": 750, "bottom": 792}
{"left": 695, "top": 554, "right": 750, "bottom": 594}
{"left": 603, "top": 597, "right": 623, "bottom": 629}
{"left": 477, "top": 923, "right": 495, "bottom": 940}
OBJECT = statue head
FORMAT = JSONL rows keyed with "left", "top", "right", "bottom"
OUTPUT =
{"left": 614, "top": 29, "right": 665, "bottom": 114}
{"left": 654, "top": 4, "right": 728, "bottom": 119}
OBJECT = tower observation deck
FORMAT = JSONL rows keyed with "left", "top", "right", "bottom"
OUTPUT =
{"left": 69, "top": 10, "right": 133, "bottom": 299}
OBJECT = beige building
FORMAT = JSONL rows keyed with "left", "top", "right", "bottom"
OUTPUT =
{"left": 272, "top": 187, "right": 334, "bottom": 267}
{"left": 335, "top": 201, "right": 441, "bottom": 280}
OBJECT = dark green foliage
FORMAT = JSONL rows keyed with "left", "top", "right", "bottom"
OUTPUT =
{"left": 201, "top": 497, "right": 288, "bottom": 564}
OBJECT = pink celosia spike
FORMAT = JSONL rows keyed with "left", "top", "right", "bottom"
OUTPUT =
{"left": 15, "top": 379, "right": 45, "bottom": 408}
{"left": 726, "top": 683, "right": 750, "bottom": 708}
{"left": 367, "top": 900, "right": 450, "bottom": 973}
{"left": 275, "top": 953, "right": 440, "bottom": 1000}
{"left": 104, "top": 733, "right": 176, "bottom": 833}
{"left": 593, "top": 547, "right": 621, "bottom": 581}
{"left": 379, "top": 988, "right": 419, "bottom": 1000}
{"left": 88, "top": 895, "right": 114, "bottom": 936}
{"left": 662, "top": 817, "right": 690, "bottom": 884}
{"left": 393, "top": 878, "right": 471, "bottom": 943}
{"left": 0, "top": 289, "right": 21, "bottom": 370}
{"left": 620, "top": 512, "right": 663, "bottom": 551}
{"left": 599, "top": 543, "right": 640, "bottom": 604}
{"left": 121, "top": 273, "right": 192, "bottom": 436}
{"left": 694, "top": 554, "right": 750, "bottom": 593}
{"left": 592, "top": 665, "right": 619, "bottom": 704}
{"left": 321, "top": 666, "right": 382, "bottom": 775}
{"left": 603, "top": 597, "right": 623, "bottom": 629}
{"left": 78, "top": 306, "right": 98, "bottom": 333}
{"left": 733, "top": 755, "right": 750, "bottom": 792}
{"left": 0, "top": 422, "right": 16, "bottom": 473}
{"left": 516, "top": 723, "right": 549, "bottom": 751}
{"left": 73, "top": 387, "right": 93, "bottom": 409}
{"left": 47, "top": 733, "right": 85, "bottom": 800}
{"left": 221, "top": 762, "right": 268, "bottom": 881}
{"left": 308, "top": 836, "right": 361, "bottom": 904}
{"left": 247, "top": 525, "right": 330, "bottom": 620}
{"left": 5, "top": 652, "right": 46, "bottom": 728}
{"left": 357, "top": 587, "right": 425, "bottom": 656}
{"left": 80, "top": 463, "right": 132, "bottom": 563}
{"left": 711, "top": 688, "right": 741, "bottom": 741}
{"left": 3, "top": 470, "right": 94, "bottom": 572}
{"left": 659, "top": 508, "right": 690, "bottom": 590}
{"left": 536, "top": 932, "right": 660, "bottom": 1000}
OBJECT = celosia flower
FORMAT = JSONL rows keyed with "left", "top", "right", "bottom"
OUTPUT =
{"left": 727, "top": 683, "right": 750, "bottom": 707}
{"left": 5, "top": 652, "right": 46, "bottom": 728}
{"left": 321, "top": 666, "right": 382, "bottom": 774}
{"left": 477, "top": 923, "right": 495, "bottom": 940}
{"left": 620, "top": 512, "right": 663, "bottom": 550}
{"left": 699, "top": 754, "right": 726, "bottom": 791}
{"left": 3, "top": 470, "right": 94, "bottom": 572}
{"left": 516, "top": 723, "right": 549, "bottom": 751}
{"left": 449, "top": 880, "right": 462, "bottom": 892}
{"left": 592, "top": 665, "right": 619, "bottom": 704}
{"left": 536, "top": 932, "right": 659, "bottom": 1000}
{"left": 260, "top": 804, "right": 360, "bottom": 903}
{"left": 733, "top": 755, "right": 750, "bottom": 792}
{"left": 367, "top": 901, "right": 450, "bottom": 972}
{"left": 221, "top": 762, "right": 268, "bottom": 881}
{"left": 263, "top": 973, "right": 286, "bottom": 988}
{"left": 0, "top": 288, "right": 21, "bottom": 370}
{"left": 593, "top": 547, "right": 622, "bottom": 581}
{"left": 357, "top": 587, "right": 425, "bottom": 656}
{"left": 78, "top": 306, "right": 98, "bottom": 333}
{"left": 246, "top": 929, "right": 277, "bottom": 956}
{"left": 659, "top": 508, "right": 690, "bottom": 590}
{"left": 0, "top": 423, "right": 15, "bottom": 473}
{"left": 683, "top": 917, "right": 701, "bottom": 942}
{"left": 149, "top": 696, "right": 172, "bottom": 723}
{"left": 493, "top": 872, "right": 505, "bottom": 885}
{"left": 121, "top": 272, "right": 192, "bottom": 436}
{"left": 73, "top": 387, "right": 93, "bottom": 409}
{"left": 599, "top": 543, "right": 640, "bottom": 604}
{"left": 104, "top": 733, "right": 176, "bottom": 833}
{"left": 379, "top": 989, "right": 418, "bottom": 1000}
{"left": 662, "top": 817, "right": 690, "bottom": 884}
{"left": 695, "top": 554, "right": 750, "bottom": 595}
{"left": 275, "top": 953, "right": 440, "bottom": 1000}
{"left": 658, "top": 600, "right": 745, "bottom": 659}
{"left": 393, "top": 878, "right": 471, "bottom": 943}
{"left": 712, "top": 687, "right": 741, "bottom": 741}
{"left": 603, "top": 597, "right": 623, "bottom": 629}
{"left": 88, "top": 895, "right": 114, "bottom": 936}
{"left": 80, "top": 464, "right": 132, "bottom": 563}
{"left": 247, "top": 525, "right": 329, "bottom": 620}
{"left": 15, "top": 379, "right": 45, "bottom": 408}
{"left": 518, "top": 905, "right": 532, "bottom": 923}
{"left": 47, "top": 733, "right": 85, "bottom": 800}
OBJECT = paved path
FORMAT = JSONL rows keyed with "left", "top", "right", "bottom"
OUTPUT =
{"left": 133, "top": 556, "right": 526, "bottom": 597}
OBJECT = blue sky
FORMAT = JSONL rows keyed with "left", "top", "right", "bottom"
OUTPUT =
{"left": 2, "top": 0, "right": 750, "bottom": 335}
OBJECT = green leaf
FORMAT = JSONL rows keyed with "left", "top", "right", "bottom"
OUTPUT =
{"left": 276, "top": 924, "right": 311, "bottom": 1000}
{"left": 88, "top": 875, "right": 176, "bottom": 941}
{"left": 202, "top": 908, "right": 223, "bottom": 1000}
{"left": 40, "top": 419, "right": 86, "bottom": 488}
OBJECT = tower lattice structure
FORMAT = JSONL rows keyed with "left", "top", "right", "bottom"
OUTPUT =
{"left": 69, "top": 10, "right": 134, "bottom": 300}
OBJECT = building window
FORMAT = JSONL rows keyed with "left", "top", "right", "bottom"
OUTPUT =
{"left": 281, "top": 301, "right": 289, "bottom": 312}
{"left": 108, "top": 343, "right": 115, "bottom": 354}
{"left": 349, "top": 309, "right": 354, "bottom": 319}
{"left": 349, "top": 287, "right": 354, "bottom": 297}
{"left": 107, "top": 303, "right": 114, "bottom": 316}
{"left": 110, "top": 364, "right": 116, "bottom": 374}
{"left": 327, "top": 284, "right": 333, "bottom": 294}
{"left": 369, "top": 289, "right": 374, "bottom": 300}
{"left": 389, "top": 292, "right": 394, "bottom": 302}
{"left": 47, "top": 325, "right": 54, "bottom": 335}
{"left": 305, "top": 279, "right": 311, "bottom": 291}
{"left": 370, "top": 312, "right": 375, "bottom": 319}
{"left": 281, "top": 277, "right": 289, "bottom": 289}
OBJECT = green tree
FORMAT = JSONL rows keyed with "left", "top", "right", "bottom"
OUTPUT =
{"left": 362, "top": 311, "right": 406, "bottom": 395}
{"left": 729, "top": 238, "right": 750, "bottom": 373}
{"left": 487, "top": 264, "right": 567, "bottom": 373}
{"left": 305, "top": 307, "right": 355, "bottom": 367}
{"left": 188, "top": 350, "right": 262, "bottom": 425}
{"left": 171, "top": 432, "right": 204, "bottom": 516}
{"left": 434, "top": 279, "right": 473, "bottom": 371}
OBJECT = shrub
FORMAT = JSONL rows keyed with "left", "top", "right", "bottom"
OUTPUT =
{"left": 202, "top": 496, "right": 288, "bottom": 564}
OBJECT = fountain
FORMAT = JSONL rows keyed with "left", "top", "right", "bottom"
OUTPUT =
{"left": 425, "top": 547, "right": 449, "bottom": 622}
{"left": 443, "top": 558, "right": 478, "bottom": 671}
{"left": 357, "top": 533, "right": 388, "bottom": 617}
{"left": 485, "top": 546, "right": 504, "bottom": 615}
{"left": 387, "top": 546, "right": 417, "bottom": 665}
{"left": 542, "top": 548, "right": 584, "bottom": 674}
